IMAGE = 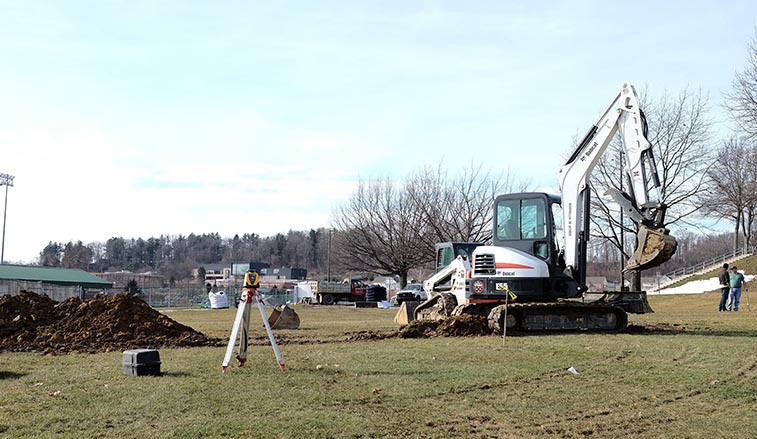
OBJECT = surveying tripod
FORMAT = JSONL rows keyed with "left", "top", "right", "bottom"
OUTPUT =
{"left": 222, "top": 270, "right": 285, "bottom": 373}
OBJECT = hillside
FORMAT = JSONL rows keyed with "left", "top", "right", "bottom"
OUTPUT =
{"left": 660, "top": 253, "right": 757, "bottom": 292}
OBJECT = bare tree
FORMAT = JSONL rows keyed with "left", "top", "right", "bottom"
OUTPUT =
{"left": 332, "top": 163, "right": 526, "bottom": 287}
{"left": 724, "top": 30, "right": 757, "bottom": 141}
{"left": 705, "top": 136, "right": 757, "bottom": 251}
{"left": 405, "top": 163, "right": 529, "bottom": 251}
{"left": 589, "top": 87, "right": 714, "bottom": 270}
{"left": 88, "top": 241, "right": 106, "bottom": 272}
{"left": 332, "top": 177, "right": 426, "bottom": 287}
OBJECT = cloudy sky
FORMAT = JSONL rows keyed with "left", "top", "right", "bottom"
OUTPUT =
{"left": 1, "top": 1, "right": 755, "bottom": 263}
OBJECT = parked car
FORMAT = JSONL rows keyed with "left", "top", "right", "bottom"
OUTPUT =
{"left": 395, "top": 283, "right": 426, "bottom": 304}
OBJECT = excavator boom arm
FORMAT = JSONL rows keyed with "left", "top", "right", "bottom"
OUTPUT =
{"left": 557, "top": 83, "right": 676, "bottom": 277}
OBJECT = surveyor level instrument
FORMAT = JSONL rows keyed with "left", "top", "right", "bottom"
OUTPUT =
{"left": 222, "top": 270, "right": 286, "bottom": 373}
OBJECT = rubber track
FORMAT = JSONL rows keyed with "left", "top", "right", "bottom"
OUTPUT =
{"left": 488, "top": 301, "right": 628, "bottom": 333}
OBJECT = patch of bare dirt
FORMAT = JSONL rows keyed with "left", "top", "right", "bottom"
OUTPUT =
{"left": 623, "top": 323, "right": 687, "bottom": 334}
{"left": 398, "top": 314, "right": 493, "bottom": 338}
{"left": 0, "top": 290, "right": 221, "bottom": 354}
{"left": 344, "top": 330, "right": 395, "bottom": 341}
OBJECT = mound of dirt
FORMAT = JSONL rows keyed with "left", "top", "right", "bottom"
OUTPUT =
{"left": 398, "top": 314, "right": 493, "bottom": 338}
{"left": 0, "top": 291, "right": 219, "bottom": 354}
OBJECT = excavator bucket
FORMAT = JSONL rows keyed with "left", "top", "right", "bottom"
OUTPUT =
{"left": 267, "top": 304, "right": 301, "bottom": 329}
{"left": 625, "top": 225, "right": 678, "bottom": 272}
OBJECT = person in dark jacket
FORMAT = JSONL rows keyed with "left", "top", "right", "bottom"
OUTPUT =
{"left": 718, "top": 263, "right": 730, "bottom": 312}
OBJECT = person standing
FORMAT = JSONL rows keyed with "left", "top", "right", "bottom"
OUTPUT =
{"left": 728, "top": 266, "right": 746, "bottom": 312}
{"left": 718, "top": 263, "right": 730, "bottom": 312}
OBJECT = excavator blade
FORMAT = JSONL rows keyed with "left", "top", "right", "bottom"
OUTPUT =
{"left": 624, "top": 225, "right": 678, "bottom": 272}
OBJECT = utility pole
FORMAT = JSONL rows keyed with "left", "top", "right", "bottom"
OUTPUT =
{"left": 0, "top": 173, "right": 14, "bottom": 264}
{"left": 327, "top": 229, "right": 332, "bottom": 281}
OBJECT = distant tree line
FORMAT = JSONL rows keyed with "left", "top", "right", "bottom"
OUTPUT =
{"left": 38, "top": 223, "right": 739, "bottom": 287}
{"left": 39, "top": 229, "right": 337, "bottom": 283}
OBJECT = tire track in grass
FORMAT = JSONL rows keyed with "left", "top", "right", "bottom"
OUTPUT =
{"left": 735, "top": 354, "right": 756, "bottom": 378}
{"left": 512, "top": 389, "right": 700, "bottom": 437}
{"left": 502, "top": 366, "right": 755, "bottom": 438}
{"left": 406, "top": 359, "right": 754, "bottom": 438}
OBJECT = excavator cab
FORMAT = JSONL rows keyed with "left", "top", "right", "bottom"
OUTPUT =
{"left": 493, "top": 193, "right": 565, "bottom": 273}
{"left": 491, "top": 192, "right": 581, "bottom": 300}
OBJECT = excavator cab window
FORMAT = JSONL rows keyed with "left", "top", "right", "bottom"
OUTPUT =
{"left": 551, "top": 202, "right": 564, "bottom": 247}
{"left": 496, "top": 201, "right": 520, "bottom": 240}
{"left": 496, "top": 198, "right": 548, "bottom": 241}
{"left": 521, "top": 199, "right": 547, "bottom": 239}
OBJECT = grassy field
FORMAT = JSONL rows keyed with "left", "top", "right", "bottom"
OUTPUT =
{"left": 1, "top": 293, "right": 755, "bottom": 439}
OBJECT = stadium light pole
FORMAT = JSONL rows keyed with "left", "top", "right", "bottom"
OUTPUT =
{"left": 0, "top": 173, "right": 15, "bottom": 264}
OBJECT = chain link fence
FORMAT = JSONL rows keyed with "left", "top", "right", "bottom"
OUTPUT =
{"left": 139, "top": 286, "right": 297, "bottom": 308}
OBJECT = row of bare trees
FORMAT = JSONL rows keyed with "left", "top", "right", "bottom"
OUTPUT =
{"left": 709, "top": 32, "right": 757, "bottom": 251}
{"left": 331, "top": 164, "right": 529, "bottom": 286}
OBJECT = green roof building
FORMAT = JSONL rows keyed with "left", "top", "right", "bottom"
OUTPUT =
{"left": 0, "top": 264, "right": 113, "bottom": 301}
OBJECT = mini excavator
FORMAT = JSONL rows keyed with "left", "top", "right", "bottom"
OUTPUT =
{"left": 413, "top": 83, "right": 678, "bottom": 332}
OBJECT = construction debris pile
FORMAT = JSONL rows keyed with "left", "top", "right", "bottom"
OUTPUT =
{"left": 0, "top": 291, "right": 218, "bottom": 354}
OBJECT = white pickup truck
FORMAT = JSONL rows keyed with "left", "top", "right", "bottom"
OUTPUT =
{"left": 395, "top": 283, "right": 427, "bottom": 304}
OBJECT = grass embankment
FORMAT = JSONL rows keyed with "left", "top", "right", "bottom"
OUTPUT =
{"left": 1, "top": 297, "right": 755, "bottom": 439}
{"left": 663, "top": 253, "right": 757, "bottom": 290}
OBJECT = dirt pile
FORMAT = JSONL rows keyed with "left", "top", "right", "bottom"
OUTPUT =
{"left": 398, "top": 314, "right": 493, "bottom": 338}
{"left": 0, "top": 291, "right": 219, "bottom": 354}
